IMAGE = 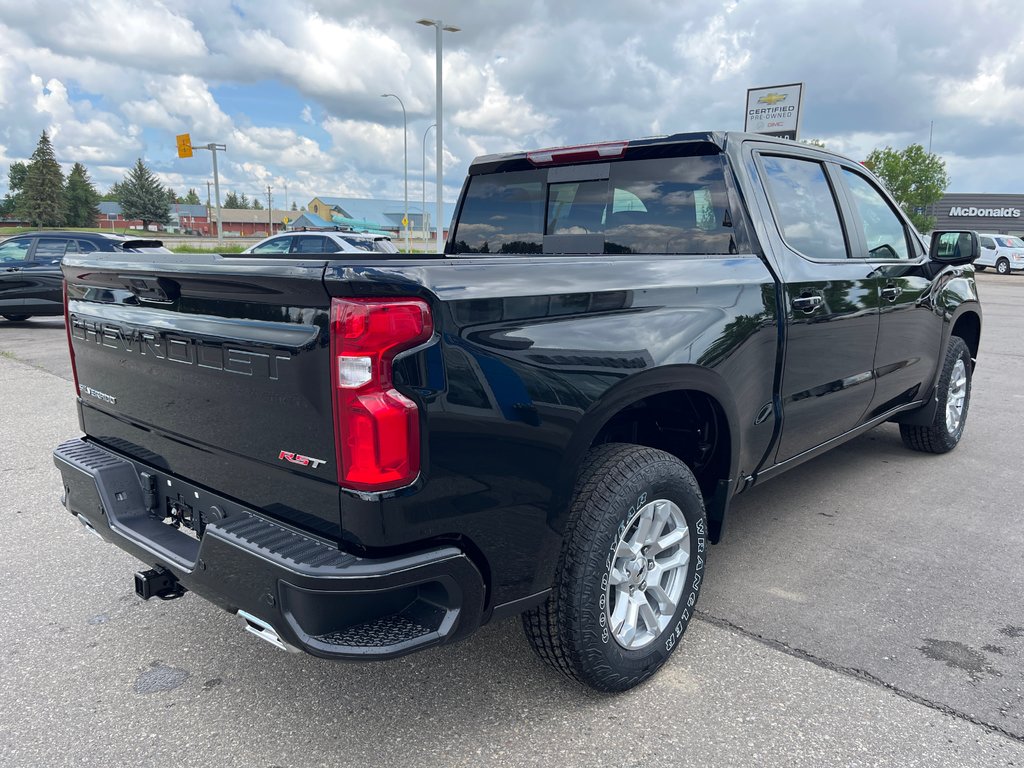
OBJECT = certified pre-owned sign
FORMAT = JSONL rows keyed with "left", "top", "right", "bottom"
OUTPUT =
{"left": 745, "top": 83, "right": 804, "bottom": 140}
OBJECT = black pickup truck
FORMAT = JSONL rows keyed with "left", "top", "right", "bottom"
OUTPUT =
{"left": 53, "top": 132, "right": 981, "bottom": 692}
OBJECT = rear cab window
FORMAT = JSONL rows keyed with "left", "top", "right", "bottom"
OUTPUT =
{"left": 450, "top": 153, "right": 743, "bottom": 255}
{"left": 760, "top": 155, "right": 849, "bottom": 261}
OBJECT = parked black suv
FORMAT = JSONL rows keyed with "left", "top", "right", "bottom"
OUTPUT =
{"left": 0, "top": 231, "right": 168, "bottom": 321}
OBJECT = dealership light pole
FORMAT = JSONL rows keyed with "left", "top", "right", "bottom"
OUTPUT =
{"left": 422, "top": 123, "right": 435, "bottom": 244}
{"left": 417, "top": 18, "right": 460, "bottom": 252}
{"left": 381, "top": 93, "right": 410, "bottom": 253}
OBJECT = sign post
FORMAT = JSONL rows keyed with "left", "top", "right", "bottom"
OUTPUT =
{"left": 744, "top": 83, "right": 804, "bottom": 140}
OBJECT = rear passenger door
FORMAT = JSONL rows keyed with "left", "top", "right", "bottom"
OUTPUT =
{"left": 756, "top": 151, "right": 881, "bottom": 464}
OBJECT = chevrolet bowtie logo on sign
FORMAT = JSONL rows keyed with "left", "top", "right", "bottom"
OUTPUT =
{"left": 757, "top": 93, "right": 787, "bottom": 105}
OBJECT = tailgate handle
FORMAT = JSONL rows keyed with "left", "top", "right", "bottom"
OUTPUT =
{"left": 120, "top": 275, "right": 180, "bottom": 303}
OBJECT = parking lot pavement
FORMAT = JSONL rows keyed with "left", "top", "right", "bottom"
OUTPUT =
{"left": 1, "top": 272, "right": 1023, "bottom": 766}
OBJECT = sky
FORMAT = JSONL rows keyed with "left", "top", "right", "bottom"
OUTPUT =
{"left": 1, "top": 0, "right": 1023, "bottom": 210}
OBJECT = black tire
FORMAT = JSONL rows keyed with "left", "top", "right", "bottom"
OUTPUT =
{"left": 522, "top": 443, "right": 708, "bottom": 692}
{"left": 2, "top": 314, "right": 31, "bottom": 322}
{"left": 900, "top": 336, "right": 972, "bottom": 454}
{"left": 975, "top": 265, "right": 986, "bottom": 271}
{"left": 996, "top": 258, "right": 1010, "bottom": 275}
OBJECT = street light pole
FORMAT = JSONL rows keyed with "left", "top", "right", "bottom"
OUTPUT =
{"left": 381, "top": 93, "right": 410, "bottom": 253}
{"left": 422, "top": 123, "right": 435, "bottom": 245}
{"left": 417, "top": 18, "right": 460, "bottom": 253}
{"left": 195, "top": 142, "right": 227, "bottom": 245}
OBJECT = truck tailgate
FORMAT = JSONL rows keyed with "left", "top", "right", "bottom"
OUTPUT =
{"left": 62, "top": 253, "right": 342, "bottom": 538}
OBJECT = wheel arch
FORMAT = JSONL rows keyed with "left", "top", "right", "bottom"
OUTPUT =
{"left": 552, "top": 365, "right": 741, "bottom": 545}
{"left": 951, "top": 308, "right": 981, "bottom": 365}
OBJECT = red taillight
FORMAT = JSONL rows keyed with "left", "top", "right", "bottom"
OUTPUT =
{"left": 527, "top": 141, "right": 629, "bottom": 166}
{"left": 330, "top": 297, "right": 433, "bottom": 492}
{"left": 63, "top": 279, "right": 80, "bottom": 393}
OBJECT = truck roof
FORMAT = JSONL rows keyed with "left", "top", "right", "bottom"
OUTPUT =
{"left": 466, "top": 131, "right": 837, "bottom": 175}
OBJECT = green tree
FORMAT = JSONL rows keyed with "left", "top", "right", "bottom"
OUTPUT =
{"left": 1, "top": 162, "right": 28, "bottom": 217}
{"left": 239, "top": 192, "right": 251, "bottom": 209}
{"left": 862, "top": 143, "right": 949, "bottom": 232}
{"left": 251, "top": 197, "right": 264, "bottom": 210}
{"left": 290, "top": 201, "right": 297, "bottom": 211}
{"left": 183, "top": 188, "right": 200, "bottom": 205}
{"left": 64, "top": 162, "right": 101, "bottom": 227}
{"left": 801, "top": 138, "right": 827, "bottom": 149}
{"left": 100, "top": 182, "right": 122, "bottom": 202}
{"left": 166, "top": 186, "right": 179, "bottom": 205}
{"left": 119, "top": 158, "right": 171, "bottom": 229}
{"left": 223, "top": 190, "right": 242, "bottom": 209}
{"left": 18, "top": 131, "right": 66, "bottom": 227}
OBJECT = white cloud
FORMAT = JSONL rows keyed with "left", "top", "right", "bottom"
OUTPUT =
{"left": 4, "top": 0, "right": 1024, "bottom": 201}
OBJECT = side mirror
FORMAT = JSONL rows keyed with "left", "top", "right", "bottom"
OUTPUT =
{"left": 929, "top": 230, "right": 980, "bottom": 266}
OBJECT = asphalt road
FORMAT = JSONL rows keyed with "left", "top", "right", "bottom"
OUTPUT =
{"left": 1, "top": 272, "right": 1023, "bottom": 766}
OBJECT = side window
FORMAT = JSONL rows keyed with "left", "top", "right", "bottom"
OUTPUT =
{"left": 291, "top": 236, "right": 328, "bottom": 254}
{"left": 0, "top": 238, "right": 33, "bottom": 264}
{"left": 841, "top": 169, "right": 910, "bottom": 260}
{"left": 322, "top": 237, "right": 345, "bottom": 254}
{"left": 761, "top": 156, "right": 848, "bottom": 260}
{"left": 77, "top": 240, "right": 99, "bottom": 253}
{"left": 250, "top": 237, "right": 292, "bottom": 254}
{"left": 33, "top": 238, "right": 72, "bottom": 263}
{"left": 980, "top": 237, "right": 995, "bottom": 249}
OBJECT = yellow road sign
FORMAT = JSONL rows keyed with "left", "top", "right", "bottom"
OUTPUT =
{"left": 402, "top": 216, "right": 409, "bottom": 227}
{"left": 176, "top": 133, "right": 193, "bottom": 159}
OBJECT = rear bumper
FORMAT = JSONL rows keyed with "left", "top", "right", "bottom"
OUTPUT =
{"left": 53, "top": 438, "right": 485, "bottom": 660}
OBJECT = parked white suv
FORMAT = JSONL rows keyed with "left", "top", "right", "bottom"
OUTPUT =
{"left": 242, "top": 229, "right": 399, "bottom": 256}
{"left": 977, "top": 233, "right": 1024, "bottom": 274}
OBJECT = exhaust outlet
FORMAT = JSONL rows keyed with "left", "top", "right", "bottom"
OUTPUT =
{"left": 237, "top": 610, "right": 299, "bottom": 653}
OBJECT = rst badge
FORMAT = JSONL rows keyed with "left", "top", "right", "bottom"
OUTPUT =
{"left": 278, "top": 451, "right": 327, "bottom": 469}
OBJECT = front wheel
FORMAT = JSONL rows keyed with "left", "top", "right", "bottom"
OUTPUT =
{"left": 996, "top": 258, "right": 1010, "bottom": 275}
{"left": 2, "top": 314, "right": 31, "bottom": 322}
{"left": 522, "top": 443, "right": 708, "bottom": 692}
{"left": 900, "top": 336, "right": 972, "bottom": 454}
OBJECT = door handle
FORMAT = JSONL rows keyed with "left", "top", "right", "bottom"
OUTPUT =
{"left": 881, "top": 285, "right": 903, "bottom": 301}
{"left": 792, "top": 294, "right": 823, "bottom": 313}
{"left": 4, "top": 267, "right": 22, "bottom": 272}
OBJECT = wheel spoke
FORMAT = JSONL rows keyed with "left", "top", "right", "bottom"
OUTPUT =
{"left": 608, "top": 566, "right": 628, "bottom": 586}
{"left": 609, "top": 589, "right": 631, "bottom": 633}
{"left": 614, "top": 538, "right": 635, "bottom": 561}
{"left": 637, "top": 593, "right": 659, "bottom": 632}
{"left": 621, "top": 595, "right": 640, "bottom": 642}
{"left": 658, "top": 549, "right": 690, "bottom": 574}
{"left": 649, "top": 525, "right": 688, "bottom": 555}
{"left": 630, "top": 505, "right": 656, "bottom": 549}
{"left": 646, "top": 582, "right": 675, "bottom": 614}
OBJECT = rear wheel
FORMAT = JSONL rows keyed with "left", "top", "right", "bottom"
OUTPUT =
{"left": 900, "top": 336, "right": 972, "bottom": 454}
{"left": 2, "top": 314, "right": 31, "bottom": 322}
{"left": 522, "top": 443, "right": 708, "bottom": 692}
{"left": 996, "top": 258, "right": 1010, "bottom": 275}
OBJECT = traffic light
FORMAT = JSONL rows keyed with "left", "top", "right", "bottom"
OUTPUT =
{"left": 176, "top": 133, "right": 193, "bottom": 159}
